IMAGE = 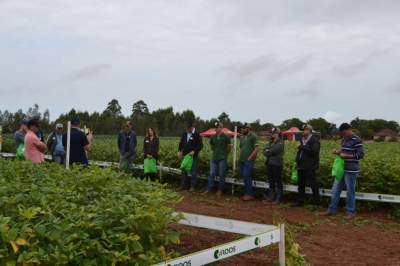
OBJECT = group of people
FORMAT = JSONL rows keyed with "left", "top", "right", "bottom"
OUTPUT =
{"left": 13, "top": 117, "right": 364, "bottom": 217}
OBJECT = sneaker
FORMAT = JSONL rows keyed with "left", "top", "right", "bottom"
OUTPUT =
{"left": 202, "top": 190, "right": 211, "bottom": 195}
{"left": 241, "top": 195, "right": 255, "bottom": 201}
{"left": 291, "top": 202, "right": 303, "bottom": 208}
{"left": 189, "top": 187, "right": 196, "bottom": 192}
{"left": 311, "top": 205, "right": 320, "bottom": 212}
{"left": 345, "top": 213, "right": 355, "bottom": 219}
{"left": 319, "top": 210, "right": 335, "bottom": 217}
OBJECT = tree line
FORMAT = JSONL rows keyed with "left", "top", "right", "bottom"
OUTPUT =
{"left": 0, "top": 99, "right": 399, "bottom": 139}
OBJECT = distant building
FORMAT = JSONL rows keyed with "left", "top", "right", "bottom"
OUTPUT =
{"left": 373, "top": 129, "right": 398, "bottom": 142}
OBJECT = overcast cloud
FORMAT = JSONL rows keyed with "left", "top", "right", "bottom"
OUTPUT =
{"left": 1, "top": 0, "right": 400, "bottom": 125}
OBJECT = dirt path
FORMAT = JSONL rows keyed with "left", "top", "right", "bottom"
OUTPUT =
{"left": 174, "top": 191, "right": 400, "bottom": 266}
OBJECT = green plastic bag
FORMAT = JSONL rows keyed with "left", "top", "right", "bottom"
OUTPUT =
{"left": 332, "top": 156, "right": 345, "bottom": 181}
{"left": 16, "top": 144, "right": 25, "bottom": 160}
{"left": 180, "top": 155, "right": 193, "bottom": 172}
{"left": 291, "top": 161, "right": 298, "bottom": 184}
{"left": 144, "top": 158, "right": 157, "bottom": 174}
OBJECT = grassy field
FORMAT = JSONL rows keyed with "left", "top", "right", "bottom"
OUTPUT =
{"left": 2, "top": 134, "right": 400, "bottom": 195}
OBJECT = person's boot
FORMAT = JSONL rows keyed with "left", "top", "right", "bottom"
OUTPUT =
{"left": 273, "top": 190, "right": 283, "bottom": 204}
{"left": 263, "top": 191, "right": 275, "bottom": 202}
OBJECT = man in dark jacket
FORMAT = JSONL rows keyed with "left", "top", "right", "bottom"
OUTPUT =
{"left": 264, "top": 127, "right": 284, "bottom": 204}
{"left": 294, "top": 124, "right": 320, "bottom": 209}
{"left": 117, "top": 122, "right": 137, "bottom": 171}
{"left": 178, "top": 122, "right": 203, "bottom": 191}
{"left": 46, "top": 123, "right": 65, "bottom": 164}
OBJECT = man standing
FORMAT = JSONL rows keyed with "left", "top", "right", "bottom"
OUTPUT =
{"left": 178, "top": 122, "right": 203, "bottom": 192}
{"left": 24, "top": 118, "right": 46, "bottom": 164}
{"left": 117, "top": 121, "right": 137, "bottom": 171}
{"left": 294, "top": 125, "right": 321, "bottom": 209}
{"left": 204, "top": 122, "right": 232, "bottom": 196}
{"left": 264, "top": 127, "right": 285, "bottom": 204}
{"left": 47, "top": 123, "right": 65, "bottom": 164}
{"left": 14, "top": 118, "right": 29, "bottom": 150}
{"left": 239, "top": 123, "right": 258, "bottom": 201}
{"left": 325, "top": 123, "right": 364, "bottom": 218}
{"left": 63, "top": 117, "right": 93, "bottom": 166}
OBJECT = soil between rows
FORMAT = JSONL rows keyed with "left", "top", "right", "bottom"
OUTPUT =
{"left": 172, "top": 191, "right": 400, "bottom": 266}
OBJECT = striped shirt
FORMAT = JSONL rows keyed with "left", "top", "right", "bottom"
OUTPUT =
{"left": 341, "top": 134, "right": 364, "bottom": 173}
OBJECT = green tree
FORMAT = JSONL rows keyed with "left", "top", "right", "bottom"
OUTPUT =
{"left": 104, "top": 99, "right": 122, "bottom": 117}
{"left": 131, "top": 100, "right": 149, "bottom": 118}
{"left": 280, "top": 118, "right": 304, "bottom": 130}
{"left": 307, "top": 117, "right": 336, "bottom": 138}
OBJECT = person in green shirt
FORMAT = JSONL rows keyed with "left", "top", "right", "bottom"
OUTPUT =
{"left": 204, "top": 122, "right": 232, "bottom": 196}
{"left": 239, "top": 123, "right": 259, "bottom": 201}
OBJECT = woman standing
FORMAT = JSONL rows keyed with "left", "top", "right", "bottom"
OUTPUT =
{"left": 143, "top": 128, "right": 160, "bottom": 181}
{"left": 264, "top": 127, "right": 285, "bottom": 204}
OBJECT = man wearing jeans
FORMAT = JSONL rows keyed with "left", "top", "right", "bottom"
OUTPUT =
{"left": 204, "top": 122, "right": 232, "bottom": 196}
{"left": 239, "top": 123, "right": 258, "bottom": 201}
{"left": 325, "top": 123, "right": 364, "bottom": 218}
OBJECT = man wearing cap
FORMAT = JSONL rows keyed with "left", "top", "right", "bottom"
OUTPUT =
{"left": 239, "top": 123, "right": 259, "bottom": 201}
{"left": 204, "top": 122, "right": 232, "bottom": 196}
{"left": 14, "top": 118, "right": 29, "bottom": 150}
{"left": 24, "top": 118, "right": 47, "bottom": 164}
{"left": 264, "top": 127, "right": 284, "bottom": 204}
{"left": 294, "top": 124, "right": 321, "bottom": 209}
{"left": 63, "top": 117, "right": 93, "bottom": 166}
{"left": 325, "top": 123, "right": 364, "bottom": 218}
{"left": 46, "top": 123, "right": 65, "bottom": 164}
{"left": 178, "top": 122, "right": 203, "bottom": 191}
{"left": 117, "top": 121, "right": 137, "bottom": 171}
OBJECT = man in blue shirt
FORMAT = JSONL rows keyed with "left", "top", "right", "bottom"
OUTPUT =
{"left": 47, "top": 123, "right": 65, "bottom": 164}
{"left": 324, "top": 123, "right": 364, "bottom": 218}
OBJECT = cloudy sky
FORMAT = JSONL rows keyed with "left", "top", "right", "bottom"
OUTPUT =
{"left": 1, "top": 0, "right": 399, "bottom": 124}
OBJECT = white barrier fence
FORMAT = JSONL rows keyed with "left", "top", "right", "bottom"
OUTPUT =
{"left": 1, "top": 152, "right": 400, "bottom": 204}
{"left": 154, "top": 212, "right": 284, "bottom": 266}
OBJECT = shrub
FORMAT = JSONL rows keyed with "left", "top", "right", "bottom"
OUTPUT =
{"left": 0, "top": 159, "right": 181, "bottom": 265}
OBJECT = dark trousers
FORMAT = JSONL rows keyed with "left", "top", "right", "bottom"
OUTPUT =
{"left": 297, "top": 169, "right": 320, "bottom": 206}
{"left": 267, "top": 165, "right": 283, "bottom": 200}
{"left": 146, "top": 173, "right": 157, "bottom": 182}
{"left": 180, "top": 156, "right": 198, "bottom": 190}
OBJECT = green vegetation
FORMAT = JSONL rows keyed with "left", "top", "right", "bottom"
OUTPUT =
{"left": 0, "top": 159, "right": 181, "bottom": 265}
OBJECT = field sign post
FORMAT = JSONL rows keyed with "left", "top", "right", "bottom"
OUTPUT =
{"left": 279, "top": 224, "right": 285, "bottom": 266}
{"left": 232, "top": 126, "right": 238, "bottom": 195}
{"left": 0, "top": 125, "right": 2, "bottom": 153}
{"left": 159, "top": 162, "right": 163, "bottom": 182}
{"left": 66, "top": 121, "right": 71, "bottom": 169}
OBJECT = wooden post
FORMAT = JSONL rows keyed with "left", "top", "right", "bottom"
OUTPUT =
{"left": 66, "top": 121, "right": 71, "bottom": 169}
{"left": 279, "top": 224, "right": 285, "bottom": 266}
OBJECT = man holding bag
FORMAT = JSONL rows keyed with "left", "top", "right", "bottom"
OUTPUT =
{"left": 324, "top": 123, "right": 364, "bottom": 218}
{"left": 178, "top": 122, "right": 203, "bottom": 192}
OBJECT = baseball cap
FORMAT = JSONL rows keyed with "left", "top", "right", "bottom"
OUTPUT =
{"left": 271, "top": 127, "right": 281, "bottom": 134}
{"left": 27, "top": 118, "right": 40, "bottom": 128}
{"left": 302, "top": 124, "right": 313, "bottom": 131}
{"left": 71, "top": 116, "right": 81, "bottom": 126}
{"left": 339, "top": 123, "right": 352, "bottom": 132}
{"left": 21, "top": 118, "right": 29, "bottom": 125}
{"left": 56, "top": 123, "right": 63, "bottom": 129}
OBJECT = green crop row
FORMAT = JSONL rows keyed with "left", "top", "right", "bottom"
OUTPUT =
{"left": 0, "top": 158, "right": 181, "bottom": 265}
